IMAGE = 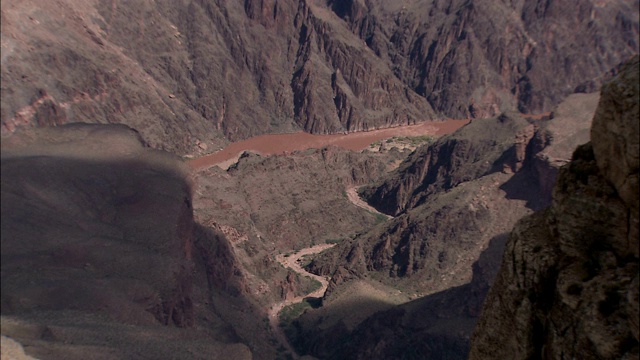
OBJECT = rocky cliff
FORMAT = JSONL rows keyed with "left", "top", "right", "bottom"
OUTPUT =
{"left": 330, "top": 0, "right": 638, "bottom": 118}
{"left": 362, "top": 92, "right": 602, "bottom": 216}
{"left": 0, "top": 124, "right": 259, "bottom": 359}
{"left": 2, "top": 0, "right": 637, "bottom": 155}
{"left": 469, "top": 56, "right": 639, "bottom": 359}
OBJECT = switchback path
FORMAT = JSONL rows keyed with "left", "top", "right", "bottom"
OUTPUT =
{"left": 267, "top": 186, "right": 390, "bottom": 357}
{"left": 269, "top": 243, "right": 336, "bottom": 359}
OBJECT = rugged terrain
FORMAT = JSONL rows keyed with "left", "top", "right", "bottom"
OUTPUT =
{"left": 2, "top": 0, "right": 637, "bottom": 155}
{"left": 1, "top": 1, "right": 638, "bottom": 359}
{"left": 0, "top": 85, "right": 613, "bottom": 360}
{"left": 1, "top": 122, "right": 412, "bottom": 359}
{"left": 469, "top": 55, "right": 638, "bottom": 360}
{"left": 191, "top": 145, "right": 405, "bottom": 309}
{"left": 286, "top": 91, "right": 601, "bottom": 359}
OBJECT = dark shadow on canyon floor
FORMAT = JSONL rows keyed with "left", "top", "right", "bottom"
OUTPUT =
{"left": 0, "top": 152, "right": 265, "bottom": 359}
{"left": 285, "top": 233, "right": 509, "bottom": 360}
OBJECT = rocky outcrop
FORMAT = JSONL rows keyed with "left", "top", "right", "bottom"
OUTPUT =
{"left": 1, "top": 0, "right": 636, "bottom": 154}
{"left": 0, "top": 124, "right": 256, "bottom": 359}
{"left": 469, "top": 56, "right": 639, "bottom": 359}
{"left": 362, "top": 92, "right": 599, "bottom": 217}
{"left": 305, "top": 234, "right": 509, "bottom": 360}
{"left": 361, "top": 114, "right": 535, "bottom": 215}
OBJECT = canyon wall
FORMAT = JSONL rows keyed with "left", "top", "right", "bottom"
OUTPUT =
{"left": 2, "top": 0, "right": 637, "bottom": 155}
{"left": 294, "top": 90, "right": 600, "bottom": 359}
{"left": 469, "top": 55, "right": 638, "bottom": 360}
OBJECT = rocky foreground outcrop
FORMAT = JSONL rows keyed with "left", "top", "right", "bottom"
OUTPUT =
{"left": 2, "top": 0, "right": 637, "bottom": 154}
{"left": 0, "top": 124, "right": 259, "bottom": 359}
{"left": 469, "top": 56, "right": 639, "bottom": 359}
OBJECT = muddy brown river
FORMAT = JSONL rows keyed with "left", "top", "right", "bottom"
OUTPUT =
{"left": 188, "top": 119, "right": 470, "bottom": 169}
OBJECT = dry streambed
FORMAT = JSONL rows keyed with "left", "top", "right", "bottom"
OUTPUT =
{"left": 267, "top": 188, "right": 393, "bottom": 357}
{"left": 268, "top": 244, "right": 336, "bottom": 358}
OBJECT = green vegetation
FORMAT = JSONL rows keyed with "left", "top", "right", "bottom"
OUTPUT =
{"left": 297, "top": 255, "right": 314, "bottom": 268}
{"left": 370, "top": 140, "right": 382, "bottom": 148}
{"left": 325, "top": 238, "right": 344, "bottom": 244}
{"left": 304, "top": 277, "right": 322, "bottom": 293}
{"left": 408, "top": 135, "right": 433, "bottom": 144}
{"left": 369, "top": 210, "right": 389, "bottom": 225}
{"left": 279, "top": 300, "right": 313, "bottom": 325}
{"left": 369, "top": 135, "right": 435, "bottom": 149}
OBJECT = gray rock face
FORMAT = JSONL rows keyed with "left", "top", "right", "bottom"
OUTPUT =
{"left": 330, "top": 0, "right": 639, "bottom": 118}
{"left": 469, "top": 56, "right": 639, "bottom": 360}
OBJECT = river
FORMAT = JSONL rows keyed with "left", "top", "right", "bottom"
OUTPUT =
{"left": 188, "top": 119, "right": 470, "bottom": 169}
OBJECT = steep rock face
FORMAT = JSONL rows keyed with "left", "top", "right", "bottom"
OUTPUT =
{"left": 0, "top": 124, "right": 256, "bottom": 359}
{"left": 361, "top": 114, "right": 534, "bottom": 215}
{"left": 2, "top": 0, "right": 636, "bottom": 154}
{"left": 469, "top": 56, "right": 639, "bottom": 360}
{"left": 291, "top": 1, "right": 436, "bottom": 134}
{"left": 311, "top": 171, "right": 531, "bottom": 298}
{"left": 0, "top": 0, "right": 435, "bottom": 155}
{"left": 311, "top": 99, "right": 599, "bottom": 288}
{"left": 362, "top": 92, "right": 599, "bottom": 217}
{"left": 329, "top": 0, "right": 638, "bottom": 118}
{"left": 306, "top": 234, "right": 509, "bottom": 360}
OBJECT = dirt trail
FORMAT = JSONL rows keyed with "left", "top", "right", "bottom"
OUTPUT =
{"left": 346, "top": 186, "right": 392, "bottom": 219}
{"left": 269, "top": 243, "right": 336, "bottom": 359}
{"left": 267, "top": 186, "right": 388, "bottom": 357}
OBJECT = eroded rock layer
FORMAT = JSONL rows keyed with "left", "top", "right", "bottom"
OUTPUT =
{"left": 469, "top": 55, "right": 639, "bottom": 360}
{"left": 2, "top": 0, "right": 637, "bottom": 155}
{"left": 293, "top": 90, "right": 600, "bottom": 359}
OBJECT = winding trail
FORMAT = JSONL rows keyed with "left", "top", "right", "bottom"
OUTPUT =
{"left": 269, "top": 243, "right": 336, "bottom": 359}
{"left": 266, "top": 189, "right": 391, "bottom": 357}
